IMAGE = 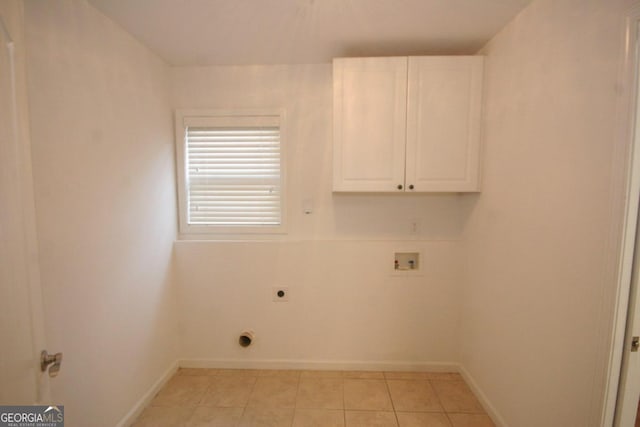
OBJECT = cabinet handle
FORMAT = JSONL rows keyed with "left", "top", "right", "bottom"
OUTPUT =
{"left": 409, "top": 184, "right": 414, "bottom": 190}
{"left": 397, "top": 184, "right": 403, "bottom": 190}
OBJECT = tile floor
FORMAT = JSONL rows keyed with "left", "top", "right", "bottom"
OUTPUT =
{"left": 133, "top": 368, "right": 495, "bottom": 427}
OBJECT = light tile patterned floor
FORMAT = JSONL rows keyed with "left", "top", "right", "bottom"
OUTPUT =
{"left": 133, "top": 369, "right": 495, "bottom": 427}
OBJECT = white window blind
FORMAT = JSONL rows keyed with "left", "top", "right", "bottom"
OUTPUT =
{"left": 183, "top": 115, "right": 282, "bottom": 228}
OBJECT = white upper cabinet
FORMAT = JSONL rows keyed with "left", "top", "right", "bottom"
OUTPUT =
{"left": 332, "top": 57, "right": 408, "bottom": 192}
{"left": 333, "top": 56, "right": 484, "bottom": 192}
{"left": 406, "top": 56, "right": 484, "bottom": 191}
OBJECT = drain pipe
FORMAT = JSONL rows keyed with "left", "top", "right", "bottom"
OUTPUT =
{"left": 239, "top": 330, "right": 255, "bottom": 348}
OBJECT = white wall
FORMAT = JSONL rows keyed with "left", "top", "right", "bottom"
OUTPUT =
{"left": 172, "top": 65, "right": 473, "bottom": 367}
{"left": 23, "top": 1, "right": 179, "bottom": 425}
{"left": 17, "top": 0, "right": 634, "bottom": 424}
{"left": 460, "top": 0, "right": 630, "bottom": 425}
{"left": 176, "top": 240, "right": 462, "bottom": 367}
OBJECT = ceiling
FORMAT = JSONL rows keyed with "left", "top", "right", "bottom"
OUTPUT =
{"left": 88, "top": 0, "right": 533, "bottom": 66}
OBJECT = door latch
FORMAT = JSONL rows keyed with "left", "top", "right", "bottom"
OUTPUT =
{"left": 41, "top": 350, "right": 62, "bottom": 377}
{"left": 632, "top": 336, "right": 639, "bottom": 352}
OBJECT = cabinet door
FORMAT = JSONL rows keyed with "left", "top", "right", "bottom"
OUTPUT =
{"left": 406, "top": 56, "right": 484, "bottom": 192}
{"left": 333, "top": 57, "right": 408, "bottom": 192}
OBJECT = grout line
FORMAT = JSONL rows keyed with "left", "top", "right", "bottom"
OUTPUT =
{"left": 186, "top": 407, "right": 198, "bottom": 426}
{"left": 291, "top": 374, "right": 302, "bottom": 427}
{"left": 342, "top": 377, "right": 347, "bottom": 425}
{"left": 429, "top": 379, "right": 448, "bottom": 414}
{"left": 294, "top": 374, "right": 302, "bottom": 410}
{"left": 383, "top": 377, "right": 400, "bottom": 427}
{"left": 197, "top": 374, "right": 214, "bottom": 405}
{"left": 240, "top": 373, "right": 260, "bottom": 422}
{"left": 444, "top": 411, "right": 455, "bottom": 427}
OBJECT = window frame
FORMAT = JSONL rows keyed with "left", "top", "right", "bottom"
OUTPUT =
{"left": 174, "top": 109, "right": 287, "bottom": 237}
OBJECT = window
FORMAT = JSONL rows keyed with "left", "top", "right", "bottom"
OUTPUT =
{"left": 175, "top": 110, "right": 285, "bottom": 236}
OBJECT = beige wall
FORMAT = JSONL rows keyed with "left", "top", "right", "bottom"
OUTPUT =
{"left": 460, "top": 0, "right": 630, "bottom": 425}
{"left": 23, "top": 1, "right": 179, "bottom": 425}
{"left": 172, "top": 64, "right": 473, "bottom": 367}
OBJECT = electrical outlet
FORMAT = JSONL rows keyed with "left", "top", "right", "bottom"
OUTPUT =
{"left": 410, "top": 218, "right": 420, "bottom": 235}
{"left": 272, "top": 287, "right": 289, "bottom": 302}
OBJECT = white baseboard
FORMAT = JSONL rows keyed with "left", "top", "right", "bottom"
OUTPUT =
{"left": 179, "top": 358, "right": 459, "bottom": 373}
{"left": 115, "top": 360, "right": 179, "bottom": 427}
{"left": 459, "top": 365, "right": 508, "bottom": 427}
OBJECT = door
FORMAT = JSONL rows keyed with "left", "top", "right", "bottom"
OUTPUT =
{"left": 405, "top": 56, "right": 483, "bottom": 192}
{"left": 616, "top": 216, "right": 640, "bottom": 427}
{"left": 616, "top": 50, "right": 640, "bottom": 421}
{"left": 333, "top": 56, "right": 408, "bottom": 192}
{"left": 612, "top": 9, "right": 640, "bottom": 426}
{"left": 0, "top": 4, "right": 49, "bottom": 404}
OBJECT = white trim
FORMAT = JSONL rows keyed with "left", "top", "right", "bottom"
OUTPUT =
{"left": 174, "top": 237, "right": 465, "bottom": 243}
{"left": 178, "top": 358, "right": 458, "bottom": 373}
{"left": 458, "top": 365, "right": 508, "bottom": 427}
{"left": 602, "top": 3, "right": 640, "bottom": 426}
{"left": 174, "top": 108, "right": 288, "bottom": 238}
{"left": 3, "top": 2, "right": 50, "bottom": 403}
{"left": 115, "top": 360, "right": 179, "bottom": 427}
